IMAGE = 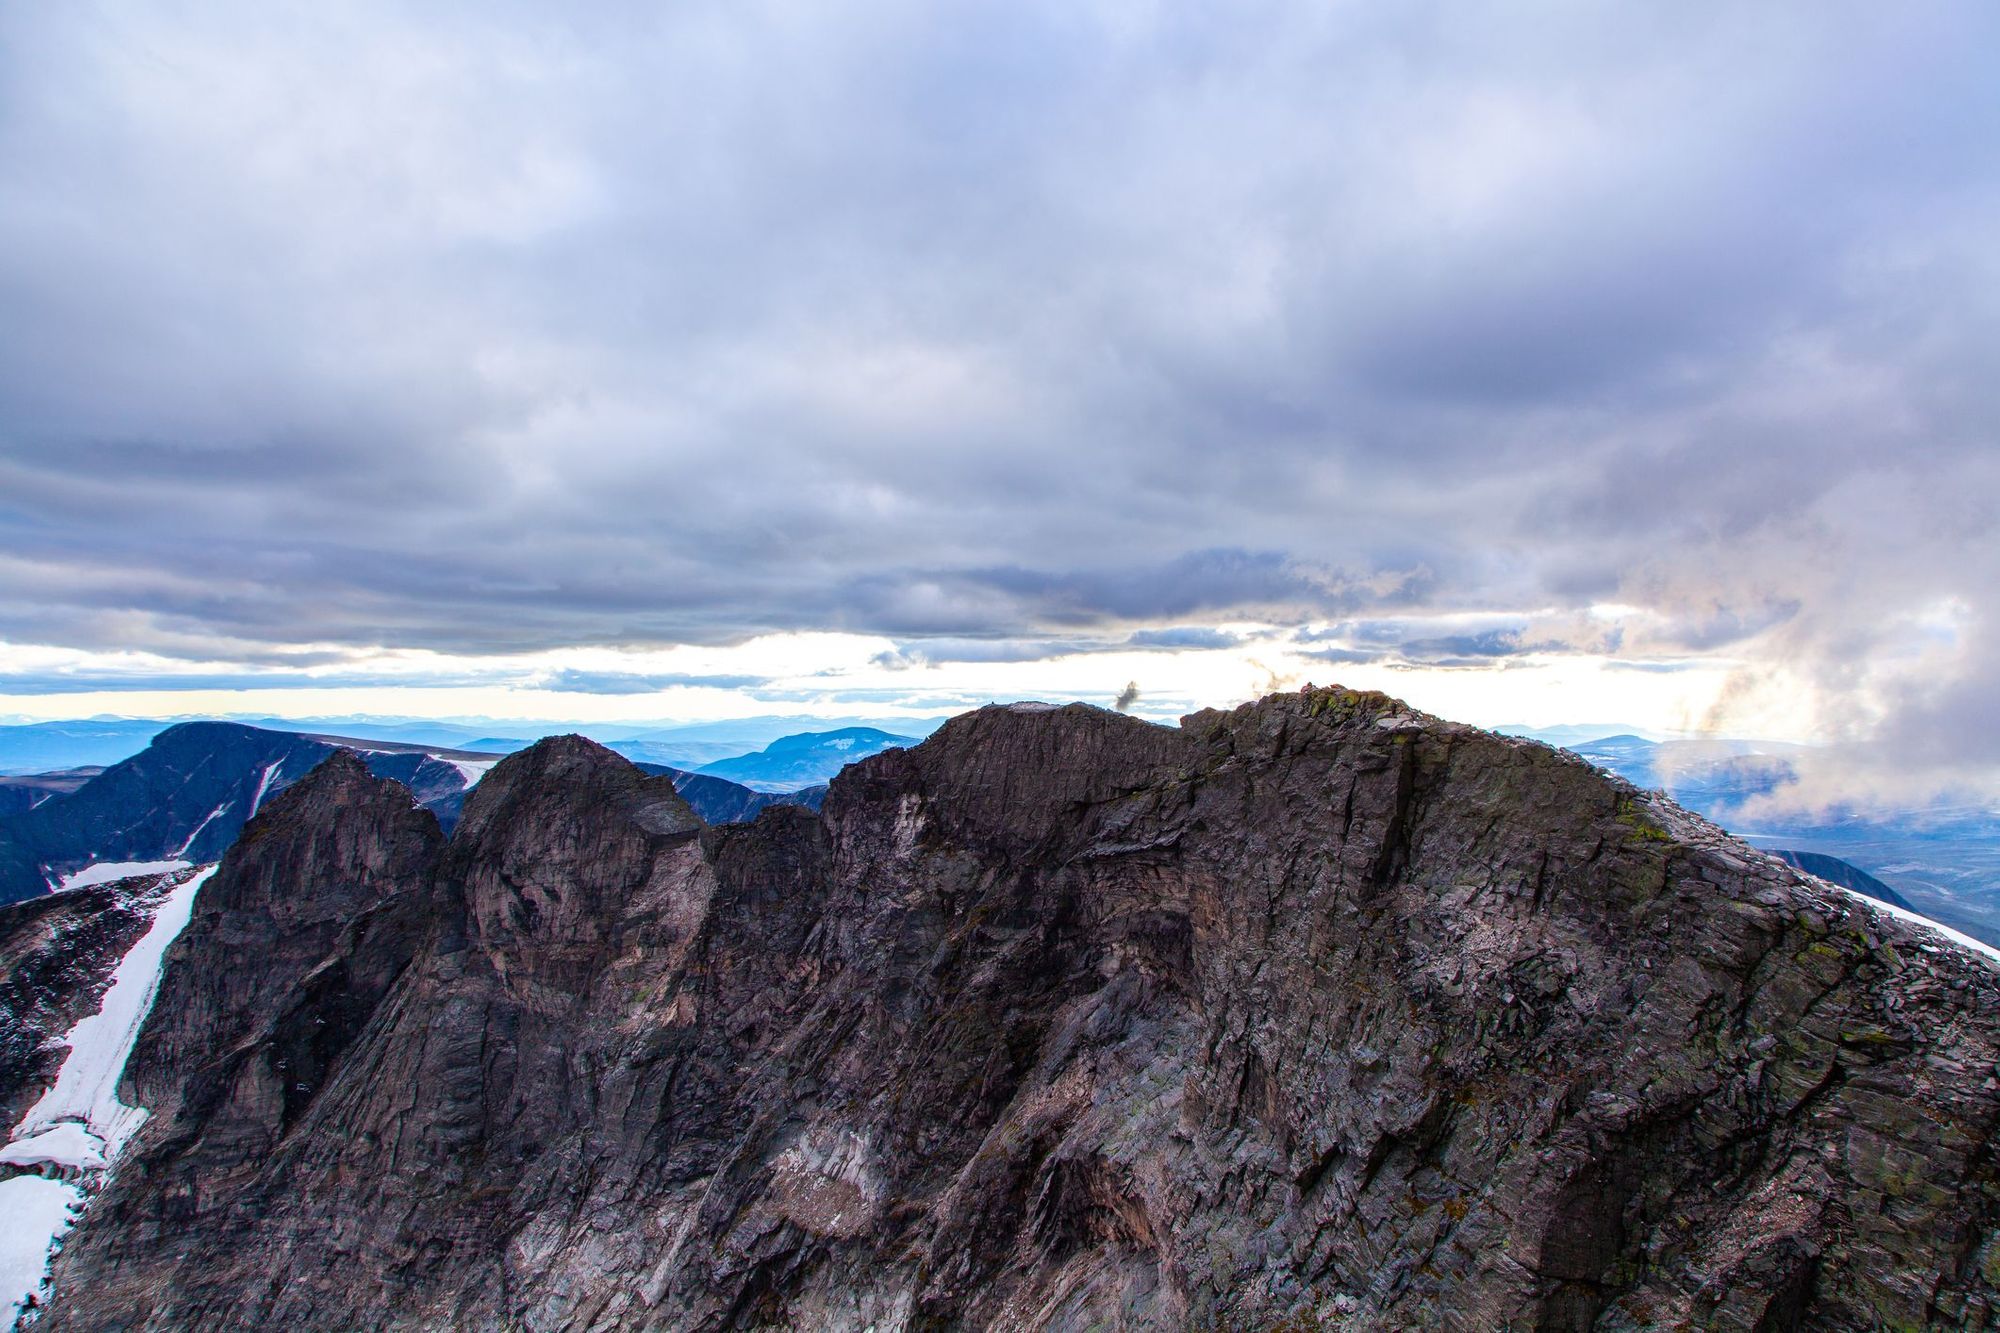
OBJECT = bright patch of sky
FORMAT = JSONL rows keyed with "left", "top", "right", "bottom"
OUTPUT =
{"left": 0, "top": 629, "right": 1779, "bottom": 740}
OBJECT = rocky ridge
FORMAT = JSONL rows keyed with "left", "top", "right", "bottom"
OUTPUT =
{"left": 0, "top": 722, "right": 819, "bottom": 909}
{"left": 27, "top": 688, "right": 2000, "bottom": 1330}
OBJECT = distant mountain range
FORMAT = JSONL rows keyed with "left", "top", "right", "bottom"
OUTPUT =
{"left": 693, "top": 726, "right": 919, "bottom": 791}
{"left": 0, "top": 721, "right": 174, "bottom": 774}
{"left": 0, "top": 714, "right": 950, "bottom": 776}
{"left": 0, "top": 723, "right": 826, "bottom": 907}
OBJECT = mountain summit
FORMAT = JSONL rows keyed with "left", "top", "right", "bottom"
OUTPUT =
{"left": 18, "top": 688, "right": 2000, "bottom": 1329}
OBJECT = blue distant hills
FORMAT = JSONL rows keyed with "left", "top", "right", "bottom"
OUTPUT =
{"left": 694, "top": 727, "right": 919, "bottom": 791}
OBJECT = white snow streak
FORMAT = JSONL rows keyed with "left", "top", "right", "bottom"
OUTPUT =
{"left": 55, "top": 860, "right": 191, "bottom": 893}
{"left": 1, "top": 864, "right": 216, "bottom": 1323}
{"left": 171, "top": 803, "right": 230, "bottom": 857}
{"left": 246, "top": 760, "right": 282, "bottom": 818}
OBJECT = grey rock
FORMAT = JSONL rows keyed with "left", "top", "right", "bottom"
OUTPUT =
{"left": 29, "top": 692, "right": 2000, "bottom": 1330}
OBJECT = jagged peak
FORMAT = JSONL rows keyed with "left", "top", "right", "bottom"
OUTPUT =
{"left": 238, "top": 747, "right": 429, "bottom": 842}
{"left": 453, "top": 731, "right": 699, "bottom": 845}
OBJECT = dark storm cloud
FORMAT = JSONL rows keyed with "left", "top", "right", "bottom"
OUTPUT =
{"left": 1, "top": 1, "right": 1996, "bottom": 789}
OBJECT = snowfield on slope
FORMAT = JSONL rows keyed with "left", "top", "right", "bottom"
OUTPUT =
{"left": 54, "top": 860, "right": 191, "bottom": 893}
{"left": 1, "top": 864, "right": 215, "bottom": 1324}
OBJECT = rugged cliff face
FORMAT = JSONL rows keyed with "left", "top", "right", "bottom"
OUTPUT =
{"left": 34, "top": 690, "right": 2000, "bottom": 1330}
{"left": 0, "top": 872, "right": 180, "bottom": 1131}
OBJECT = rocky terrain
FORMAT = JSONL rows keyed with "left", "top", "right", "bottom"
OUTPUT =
{"left": 18, "top": 688, "right": 2000, "bottom": 1329}
{"left": 0, "top": 723, "right": 817, "bottom": 908}
{"left": 0, "top": 872, "right": 180, "bottom": 1131}
{"left": 1558, "top": 732, "right": 2000, "bottom": 948}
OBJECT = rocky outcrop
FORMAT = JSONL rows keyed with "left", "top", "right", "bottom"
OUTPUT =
{"left": 0, "top": 872, "right": 179, "bottom": 1131}
{"left": 41, "top": 751, "right": 445, "bottom": 1316}
{"left": 33, "top": 690, "right": 2000, "bottom": 1330}
{"left": 0, "top": 723, "right": 811, "bottom": 908}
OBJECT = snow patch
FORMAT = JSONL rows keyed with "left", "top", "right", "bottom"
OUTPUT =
{"left": 0, "top": 863, "right": 215, "bottom": 1323}
{"left": 0, "top": 1123, "right": 105, "bottom": 1175}
{"left": 1003, "top": 701, "right": 1061, "bottom": 713}
{"left": 55, "top": 860, "right": 191, "bottom": 893}
{"left": 445, "top": 757, "right": 500, "bottom": 788}
{"left": 18, "top": 863, "right": 216, "bottom": 1155}
{"left": 0, "top": 1176, "right": 82, "bottom": 1325}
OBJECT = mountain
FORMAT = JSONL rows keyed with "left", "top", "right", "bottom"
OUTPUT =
{"left": 1549, "top": 731, "right": 2000, "bottom": 946}
{"left": 0, "top": 723, "right": 824, "bottom": 908}
{"left": 14, "top": 688, "right": 2000, "bottom": 1328}
{"left": 0, "top": 769, "right": 98, "bottom": 817}
{"left": 1769, "top": 849, "right": 1915, "bottom": 911}
{"left": 1494, "top": 721, "right": 1662, "bottom": 749}
{"left": 695, "top": 726, "right": 919, "bottom": 791}
{"left": 0, "top": 722, "right": 168, "bottom": 775}
{"left": 609, "top": 738, "right": 768, "bottom": 770}
{"left": 0, "top": 723, "right": 362, "bottom": 906}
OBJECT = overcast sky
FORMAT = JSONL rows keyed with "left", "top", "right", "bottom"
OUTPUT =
{"left": 1, "top": 2, "right": 1995, "bottom": 796}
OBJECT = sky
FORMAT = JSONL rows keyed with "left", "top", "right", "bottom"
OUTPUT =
{"left": 1, "top": 2, "right": 1996, "bottom": 803}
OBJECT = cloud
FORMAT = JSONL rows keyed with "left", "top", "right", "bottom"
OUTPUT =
{"left": 1124, "top": 627, "right": 1244, "bottom": 650}
{"left": 0, "top": 0, "right": 1993, "bottom": 800}
{"left": 537, "top": 670, "right": 769, "bottom": 695}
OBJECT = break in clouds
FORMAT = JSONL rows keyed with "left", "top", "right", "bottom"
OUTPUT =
{"left": 0, "top": 1, "right": 1996, "bottom": 796}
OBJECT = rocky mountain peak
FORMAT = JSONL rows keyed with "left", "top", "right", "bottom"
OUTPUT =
{"left": 454, "top": 732, "right": 700, "bottom": 843}
{"left": 24, "top": 689, "right": 2000, "bottom": 1330}
{"left": 439, "top": 733, "right": 705, "bottom": 973}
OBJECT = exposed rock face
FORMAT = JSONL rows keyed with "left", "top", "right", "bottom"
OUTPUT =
{"left": 0, "top": 722, "right": 812, "bottom": 908}
{"left": 0, "top": 723, "right": 396, "bottom": 905}
{"left": 0, "top": 872, "right": 179, "bottom": 1130}
{"left": 33, "top": 691, "right": 2000, "bottom": 1330}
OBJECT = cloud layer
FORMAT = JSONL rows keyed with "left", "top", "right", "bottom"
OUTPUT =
{"left": 0, "top": 2, "right": 1995, "bottom": 786}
